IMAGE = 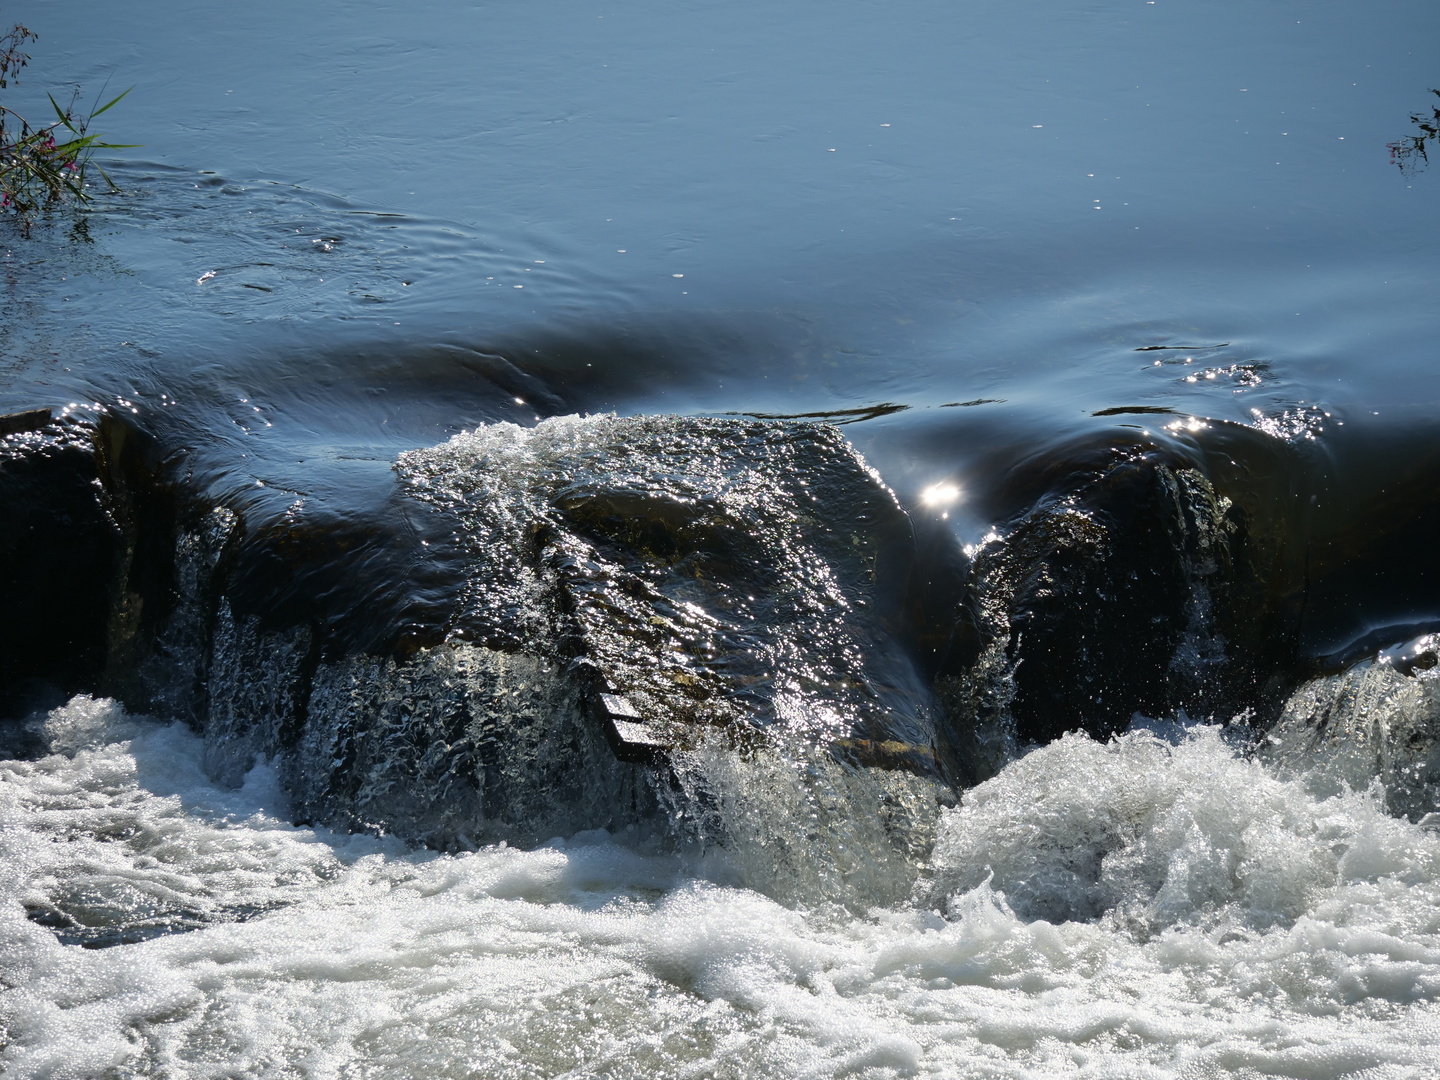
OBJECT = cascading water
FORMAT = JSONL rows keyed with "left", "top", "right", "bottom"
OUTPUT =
{"left": 5, "top": 696, "right": 1440, "bottom": 1077}
{"left": 1264, "top": 635, "right": 1440, "bottom": 823}
{"left": 19, "top": 413, "right": 963, "bottom": 916}
{"left": 5, "top": 406, "right": 1440, "bottom": 1079}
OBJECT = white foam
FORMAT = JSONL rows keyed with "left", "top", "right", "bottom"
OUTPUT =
{"left": 4, "top": 702, "right": 1440, "bottom": 1078}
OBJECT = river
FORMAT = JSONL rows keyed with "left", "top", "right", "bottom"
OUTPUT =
{"left": 2, "top": 1, "right": 1440, "bottom": 1076}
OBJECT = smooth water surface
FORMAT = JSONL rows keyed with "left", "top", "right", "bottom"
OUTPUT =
{"left": 7, "top": 0, "right": 1438, "bottom": 434}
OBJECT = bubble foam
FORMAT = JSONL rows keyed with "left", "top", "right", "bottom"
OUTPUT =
{"left": 4, "top": 703, "right": 1440, "bottom": 1078}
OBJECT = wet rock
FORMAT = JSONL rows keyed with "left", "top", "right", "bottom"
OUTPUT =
{"left": 396, "top": 414, "right": 958, "bottom": 778}
{"left": 998, "top": 456, "right": 1226, "bottom": 743}
{"left": 0, "top": 407, "right": 54, "bottom": 437}
{"left": 0, "top": 409, "right": 196, "bottom": 725}
{"left": 124, "top": 415, "right": 958, "bottom": 866}
{"left": 0, "top": 415, "right": 118, "bottom": 718}
{"left": 291, "top": 642, "right": 653, "bottom": 847}
{"left": 949, "top": 433, "right": 1303, "bottom": 751}
{"left": 92, "top": 413, "right": 186, "bottom": 708}
{"left": 1263, "top": 634, "right": 1440, "bottom": 820}
{"left": 103, "top": 414, "right": 1314, "bottom": 835}
{"left": 1, "top": 407, "right": 1313, "bottom": 795}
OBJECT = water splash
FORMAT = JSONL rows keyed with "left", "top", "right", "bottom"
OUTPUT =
{"left": 6, "top": 702, "right": 1440, "bottom": 1078}
{"left": 1266, "top": 644, "right": 1440, "bottom": 821}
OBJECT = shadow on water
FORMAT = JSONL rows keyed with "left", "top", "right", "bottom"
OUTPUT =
{"left": 1389, "top": 89, "right": 1440, "bottom": 175}
{"left": 728, "top": 403, "right": 911, "bottom": 425}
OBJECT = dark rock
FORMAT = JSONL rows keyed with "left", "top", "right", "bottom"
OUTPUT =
{"left": 0, "top": 416, "right": 118, "bottom": 718}
{"left": 0, "top": 408, "right": 53, "bottom": 437}
{"left": 993, "top": 454, "right": 1220, "bottom": 742}
{"left": 947, "top": 430, "right": 1306, "bottom": 751}
{"left": 0, "top": 410, "right": 187, "bottom": 725}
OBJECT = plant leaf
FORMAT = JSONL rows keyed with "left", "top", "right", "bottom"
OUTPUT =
{"left": 90, "top": 87, "right": 132, "bottom": 119}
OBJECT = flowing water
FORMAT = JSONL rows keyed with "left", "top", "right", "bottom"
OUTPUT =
{"left": 3, "top": 0, "right": 1440, "bottom": 1076}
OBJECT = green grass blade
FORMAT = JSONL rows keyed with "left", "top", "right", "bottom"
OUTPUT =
{"left": 90, "top": 87, "right": 132, "bottom": 119}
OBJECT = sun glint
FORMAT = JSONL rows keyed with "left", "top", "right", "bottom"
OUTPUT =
{"left": 920, "top": 482, "right": 961, "bottom": 507}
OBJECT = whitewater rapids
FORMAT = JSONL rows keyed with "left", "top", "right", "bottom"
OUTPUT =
{"left": 3, "top": 697, "right": 1439, "bottom": 1078}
